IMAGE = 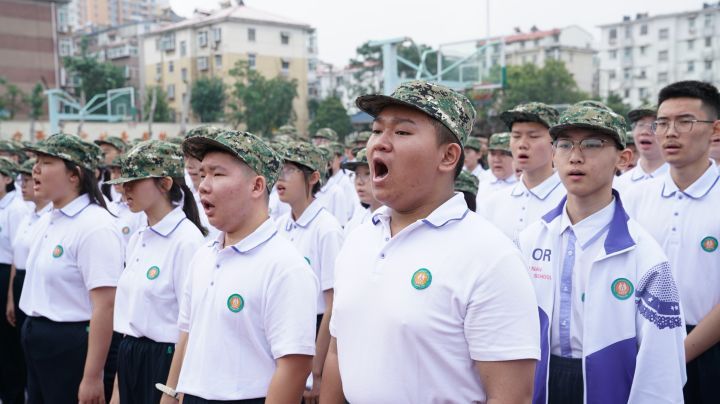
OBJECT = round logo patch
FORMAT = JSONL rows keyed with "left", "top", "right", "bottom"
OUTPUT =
{"left": 227, "top": 294, "right": 244, "bottom": 313}
{"left": 52, "top": 245, "right": 64, "bottom": 258}
{"left": 611, "top": 278, "right": 634, "bottom": 300}
{"left": 701, "top": 236, "right": 718, "bottom": 253}
{"left": 146, "top": 266, "right": 160, "bottom": 280}
{"left": 411, "top": 268, "right": 432, "bottom": 290}
{"left": 122, "top": 226, "right": 130, "bottom": 235}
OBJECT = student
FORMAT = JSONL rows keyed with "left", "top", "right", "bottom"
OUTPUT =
{"left": 342, "top": 148, "right": 383, "bottom": 234}
{"left": 106, "top": 140, "right": 206, "bottom": 404}
{"left": 172, "top": 130, "right": 318, "bottom": 403}
{"left": 321, "top": 81, "right": 540, "bottom": 403}
{"left": 476, "top": 132, "right": 518, "bottom": 206}
{"left": 312, "top": 128, "right": 338, "bottom": 147}
{"left": 316, "top": 142, "right": 359, "bottom": 227}
{"left": 463, "top": 136, "right": 485, "bottom": 178}
{"left": 614, "top": 104, "right": 668, "bottom": 194}
{"left": 106, "top": 155, "right": 146, "bottom": 245}
{"left": 518, "top": 105, "right": 686, "bottom": 404}
{"left": 0, "top": 156, "right": 29, "bottom": 404}
{"left": 620, "top": 131, "right": 639, "bottom": 173}
{"left": 184, "top": 126, "right": 223, "bottom": 240}
{"left": 454, "top": 170, "right": 479, "bottom": 212}
{"left": 20, "top": 133, "right": 124, "bottom": 404}
{"left": 274, "top": 141, "right": 344, "bottom": 403}
{"left": 624, "top": 80, "right": 720, "bottom": 403}
{"left": 482, "top": 102, "right": 565, "bottom": 243}
{"left": 95, "top": 136, "right": 127, "bottom": 202}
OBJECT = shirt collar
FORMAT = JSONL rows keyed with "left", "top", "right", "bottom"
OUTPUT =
{"left": 286, "top": 198, "right": 325, "bottom": 230}
{"left": 34, "top": 202, "right": 53, "bottom": 219}
{"left": 213, "top": 218, "right": 278, "bottom": 254}
{"left": 488, "top": 172, "right": 519, "bottom": 185}
{"left": 661, "top": 162, "right": 720, "bottom": 199}
{"left": 560, "top": 197, "right": 615, "bottom": 250}
{"left": 57, "top": 194, "right": 92, "bottom": 218}
{"left": 148, "top": 206, "right": 187, "bottom": 238}
{"left": 511, "top": 172, "right": 562, "bottom": 200}
{"left": 371, "top": 193, "right": 469, "bottom": 229}
{"left": 630, "top": 162, "right": 669, "bottom": 181}
{"left": 0, "top": 191, "right": 16, "bottom": 208}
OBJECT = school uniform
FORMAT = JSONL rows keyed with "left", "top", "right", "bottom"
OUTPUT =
{"left": 480, "top": 172, "right": 566, "bottom": 243}
{"left": 108, "top": 199, "right": 146, "bottom": 245}
{"left": 19, "top": 194, "right": 124, "bottom": 404}
{"left": 344, "top": 206, "right": 375, "bottom": 236}
{"left": 614, "top": 162, "right": 669, "bottom": 195}
{"left": 114, "top": 206, "right": 204, "bottom": 404}
{"left": 475, "top": 171, "right": 518, "bottom": 207}
{"left": 518, "top": 192, "right": 686, "bottom": 404}
{"left": 176, "top": 218, "right": 318, "bottom": 402}
{"left": 329, "top": 193, "right": 540, "bottom": 403}
{"left": 0, "top": 190, "right": 30, "bottom": 404}
{"left": 624, "top": 162, "right": 720, "bottom": 402}
{"left": 316, "top": 170, "right": 359, "bottom": 227}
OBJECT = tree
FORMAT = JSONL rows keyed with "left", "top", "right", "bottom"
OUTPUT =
{"left": 27, "top": 83, "right": 44, "bottom": 138}
{"left": 227, "top": 61, "right": 298, "bottom": 137}
{"left": 308, "top": 97, "right": 352, "bottom": 140}
{"left": 3, "top": 84, "right": 25, "bottom": 119}
{"left": 143, "top": 85, "right": 172, "bottom": 122}
{"left": 500, "top": 60, "right": 588, "bottom": 111}
{"left": 63, "top": 37, "right": 126, "bottom": 107}
{"left": 604, "top": 92, "right": 632, "bottom": 119}
{"left": 191, "top": 76, "right": 226, "bottom": 122}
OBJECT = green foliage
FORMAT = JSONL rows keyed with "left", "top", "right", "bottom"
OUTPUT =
{"left": 500, "top": 60, "right": 588, "bottom": 111}
{"left": 3, "top": 84, "right": 25, "bottom": 119}
{"left": 27, "top": 83, "right": 44, "bottom": 120}
{"left": 308, "top": 97, "right": 352, "bottom": 141}
{"left": 604, "top": 92, "right": 632, "bottom": 119}
{"left": 63, "top": 37, "right": 126, "bottom": 103}
{"left": 143, "top": 86, "right": 172, "bottom": 122}
{"left": 227, "top": 61, "right": 298, "bottom": 137}
{"left": 191, "top": 76, "right": 226, "bottom": 122}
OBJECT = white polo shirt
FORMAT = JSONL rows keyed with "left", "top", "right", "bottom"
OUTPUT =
{"left": 475, "top": 171, "right": 518, "bottom": 207}
{"left": 108, "top": 199, "right": 146, "bottom": 245}
{"left": 481, "top": 172, "right": 566, "bottom": 243}
{"left": 344, "top": 206, "right": 379, "bottom": 237}
{"left": 614, "top": 162, "right": 669, "bottom": 195}
{"left": 176, "top": 218, "right": 318, "bottom": 400}
{"left": 12, "top": 203, "right": 52, "bottom": 270}
{"left": 316, "top": 170, "right": 359, "bottom": 226}
{"left": 276, "top": 199, "right": 343, "bottom": 314}
{"left": 20, "top": 194, "right": 124, "bottom": 321}
{"left": 329, "top": 193, "right": 540, "bottom": 403}
{"left": 114, "top": 207, "right": 204, "bottom": 343}
{"left": 0, "top": 190, "right": 29, "bottom": 265}
{"left": 624, "top": 162, "right": 720, "bottom": 325}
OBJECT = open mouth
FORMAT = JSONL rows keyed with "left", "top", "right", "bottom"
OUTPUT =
{"left": 372, "top": 158, "right": 389, "bottom": 180}
{"left": 201, "top": 198, "right": 215, "bottom": 212}
{"left": 638, "top": 139, "right": 653, "bottom": 146}
{"left": 516, "top": 153, "right": 529, "bottom": 160}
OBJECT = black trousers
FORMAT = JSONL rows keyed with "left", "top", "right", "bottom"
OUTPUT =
{"left": 0, "top": 263, "right": 25, "bottom": 404}
{"left": 684, "top": 324, "right": 720, "bottom": 404}
{"left": 12, "top": 270, "right": 27, "bottom": 333}
{"left": 548, "top": 355, "right": 583, "bottom": 404}
{"left": 183, "top": 395, "right": 265, "bottom": 404}
{"left": 117, "top": 335, "right": 174, "bottom": 404}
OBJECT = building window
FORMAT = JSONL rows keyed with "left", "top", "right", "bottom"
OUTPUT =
{"left": 688, "top": 61, "right": 695, "bottom": 72}
{"left": 706, "top": 60, "right": 713, "bottom": 70}
{"left": 167, "top": 84, "right": 175, "bottom": 99}
{"left": 124, "top": 65, "right": 131, "bottom": 79}
{"left": 59, "top": 38, "right": 73, "bottom": 57}
{"left": 639, "top": 46, "right": 647, "bottom": 56}
{"left": 659, "top": 28, "right": 669, "bottom": 40}
{"left": 624, "top": 89, "right": 630, "bottom": 98}
{"left": 198, "top": 31, "right": 208, "bottom": 47}
{"left": 156, "top": 63, "right": 162, "bottom": 75}
{"left": 248, "top": 53, "right": 256, "bottom": 69}
{"left": 609, "top": 70, "right": 616, "bottom": 79}
{"left": 624, "top": 26, "right": 632, "bottom": 38}
{"left": 639, "top": 69, "right": 646, "bottom": 79}
{"left": 658, "top": 50, "right": 669, "bottom": 62}
{"left": 640, "top": 24, "right": 648, "bottom": 35}
{"left": 705, "top": 14, "right": 713, "bottom": 28}
{"left": 658, "top": 72, "right": 668, "bottom": 82}
{"left": 639, "top": 88, "right": 647, "bottom": 99}
{"left": 281, "top": 58, "right": 290, "bottom": 73}
{"left": 609, "top": 28, "right": 617, "bottom": 41}
{"left": 623, "top": 68, "right": 631, "bottom": 80}
{"left": 248, "top": 28, "right": 256, "bottom": 42}
{"left": 688, "top": 40, "right": 695, "bottom": 50}
{"left": 624, "top": 47, "right": 632, "bottom": 57}
{"left": 609, "top": 50, "right": 617, "bottom": 60}
{"left": 197, "top": 56, "right": 208, "bottom": 71}
{"left": 214, "top": 54, "right": 222, "bottom": 69}
{"left": 706, "top": 37, "right": 712, "bottom": 47}
{"left": 280, "top": 32, "right": 290, "bottom": 45}
{"left": 168, "top": 61, "right": 174, "bottom": 72}
{"left": 181, "top": 68, "right": 188, "bottom": 82}
{"left": 212, "top": 27, "right": 222, "bottom": 43}
{"left": 534, "top": 39, "right": 540, "bottom": 47}
{"left": 689, "top": 17, "right": 696, "bottom": 30}
{"left": 180, "top": 40, "right": 186, "bottom": 56}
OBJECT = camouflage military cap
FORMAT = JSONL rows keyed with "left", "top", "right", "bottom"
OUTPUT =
{"left": 276, "top": 141, "right": 327, "bottom": 181}
{"left": 627, "top": 103, "right": 657, "bottom": 123}
{"left": 355, "top": 131, "right": 372, "bottom": 144}
{"left": 341, "top": 148, "right": 369, "bottom": 171}
{"left": 356, "top": 80, "right": 476, "bottom": 146}
{"left": 94, "top": 136, "right": 127, "bottom": 152}
{"left": 185, "top": 125, "right": 225, "bottom": 139}
{"left": 624, "top": 131, "right": 635, "bottom": 146}
{"left": 275, "top": 124, "right": 299, "bottom": 138}
{"left": 320, "top": 142, "right": 344, "bottom": 157}
{"left": 0, "top": 157, "right": 19, "bottom": 178}
{"left": 488, "top": 132, "right": 512, "bottom": 153}
{"left": 165, "top": 136, "right": 184, "bottom": 145}
{"left": 313, "top": 128, "right": 338, "bottom": 141}
{"left": 464, "top": 136, "right": 482, "bottom": 151}
{"left": 575, "top": 100, "right": 612, "bottom": 111}
{"left": 0, "top": 140, "right": 20, "bottom": 154}
{"left": 107, "top": 140, "right": 183, "bottom": 184}
{"left": 108, "top": 154, "right": 124, "bottom": 168}
{"left": 500, "top": 102, "right": 559, "bottom": 130}
{"left": 454, "top": 170, "right": 479, "bottom": 195}
{"left": 550, "top": 106, "right": 628, "bottom": 148}
{"left": 183, "top": 130, "right": 282, "bottom": 190}
{"left": 25, "top": 133, "right": 103, "bottom": 171}
{"left": 17, "top": 158, "right": 35, "bottom": 176}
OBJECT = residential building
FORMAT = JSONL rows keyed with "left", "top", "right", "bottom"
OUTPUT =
{"left": 312, "top": 60, "right": 382, "bottom": 115}
{"left": 598, "top": 3, "right": 720, "bottom": 107}
{"left": 63, "top": 0, "right": 171, "bottom": 29}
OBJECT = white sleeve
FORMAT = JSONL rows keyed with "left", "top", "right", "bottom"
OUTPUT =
{"left": 318, "top": 225, "right": 344, "bottom": 291}
{"left": 176, "top": 256, "right": 195, "bottom": 333}
{"left": 172, "top": 231, "right": 204, "bottom": 311}
{"left": 77, "top": 225, "right": 123, "bottom": 290}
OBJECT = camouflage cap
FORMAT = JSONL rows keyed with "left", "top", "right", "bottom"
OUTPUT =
{"left": 355, "top": 131, "right": 372, "bottom": 144}
{"left": 575, "top": 100, "right": 612, "bottom": 111}
{"left": 0, "top": 157, "right": 19, "bottom": 178}
{"left": 275, "top": 124, "right": 299, "bottom": 138}
{"left": 107, "top": 140, "right": 183, "bottom": 184}
{"left": 627, "top": 103, "right": 657, "bottom": 123}
{"left": 319, "top": 142, "right": 344, "bottom": 157}
{"left": 94, "top": 136, "right": 127, "bottom": 152}
{"left": 276, "top": 141, "right": 327, "bottom": 181}
{"left": 183, "top": 130, "right": 282, "bottom": 190}
{"left": 165, "top": 136, "right": 184, "bottom": 145}
{"left": 25, "top": 133, "right": 102, "bottom": 171}
{"left": 500, "top": 102, "right": 559, "bottom": 130}
{"left": 624, "top": 131, "right": 635, "bottom": 146}
{"left": 17, "top": 158, "right": 35, "bottom": 176}
{"left": 550, "top": 106, "right": 628, "bottom": 148}
{"left": 313, "top": 127, "right": 339, "bottom": 141}
{"left": 488, "top": 132, "right": 512, "bottom": 153}
{"left": 464, "top": 136, "right": 482, "bottom": 151}
{"left": 454, "top": 170, "right": 479, "bottom": 195}
{"left": 108, "top": 154, "right": 124, "bottom": 168}
{"left": 341, "top": 148, "right": 369, "bottom": 171}
{"left": 185, "top": 125, "right": 225, "bottom": 139}
{"left": 356, "top": 80, "right": 476, "bottom": 146}
{"left": 0, "top": 140, "right": 21, "bottom": 155}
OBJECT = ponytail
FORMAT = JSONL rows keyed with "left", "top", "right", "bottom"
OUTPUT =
{"left": 63, "top": 160, "right": 115, "bottom": 216}
{"left": 166, "top": 176, "right": 208, "bottom": 237}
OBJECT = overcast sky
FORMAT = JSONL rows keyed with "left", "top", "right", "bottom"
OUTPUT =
{"left": 169, "top": 0, "right": 708, "bottom": 67}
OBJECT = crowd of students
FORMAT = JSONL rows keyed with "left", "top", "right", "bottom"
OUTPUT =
{"left": 0, "top": 78, "right": 718, "bottom": 404}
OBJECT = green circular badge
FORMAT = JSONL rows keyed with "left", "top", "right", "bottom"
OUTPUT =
{"left": 122, "top": 226, "right": 130, "bottom": 235}
{"left": 52, "top": 245, "right": 64, "bottom": 258}
{"left": 227, "top": 293, "right": 244, "bottom": 313}
{"left": 411, "top": 268, "right": 432, "bottom": 290}
{"left": 701, "top": 236, "right": 718, "bottom": 253}
{"left": 611, "top": 278, "right": 634, "bottom": 300}
{"left": 146, "top": 266, "right": 160, "bottom": 280}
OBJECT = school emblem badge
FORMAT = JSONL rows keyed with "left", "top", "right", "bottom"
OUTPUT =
{"left": 611, "top": 278, "right": 634, "bottom": 300}
{"left": 411, "top": 268, "right": 432, "bottom": 290}
{"left": 227, "top": 293, "right": 244, "bottom": 313}
{"left": 701, "top": 236, "right": 718, "bottom": 253}
{"left": 122, "top": 226, "right": 130, "bottom": 235}
{"left": 52, "top": 245, "right": 64, "bottom": 258}
{"left": 146, "top": 266, "right": 160, "bottom": 280}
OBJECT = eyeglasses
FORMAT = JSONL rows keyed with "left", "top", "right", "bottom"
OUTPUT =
{"left": 278, "top": 166, "right": 301, "bottom": 180}
{"left": 631, "top": 121, "right": 653, "bottom": 131}
{"left": 553, "top": 138, "right": 612, "bottom": 155}
{"left": 651, "top": 119, "right": 715, "bottom": 135}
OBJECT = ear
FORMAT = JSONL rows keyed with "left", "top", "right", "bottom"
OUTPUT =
{"left": 712, "top": 119, "right": 720, "bottom": 138}
{"left": 251, "top": 175, "right": 267, "bottom": 198}
{"left": 158, "top": 177, "right": 173, "bottom": 192}
{"left": 309, "top": 170, "right": 321, "bottom": 186}
{"left": 1, "top": 175, "right": 12, "bottom": 186}
{"left": 616, "top": 147, "right": 633, "bottom": 171}
{"left": 439, "top": 143, "right": 462, "bottom": 174}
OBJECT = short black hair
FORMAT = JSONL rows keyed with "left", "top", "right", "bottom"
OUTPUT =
{"left": 431, "top": 120, "right": 465, "bottom": 179}
{"left": 658, "top": 81, "right": 720, "bottom": 120}
{"left": 461, "top": 191, "right": 476, "bottom": 212}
